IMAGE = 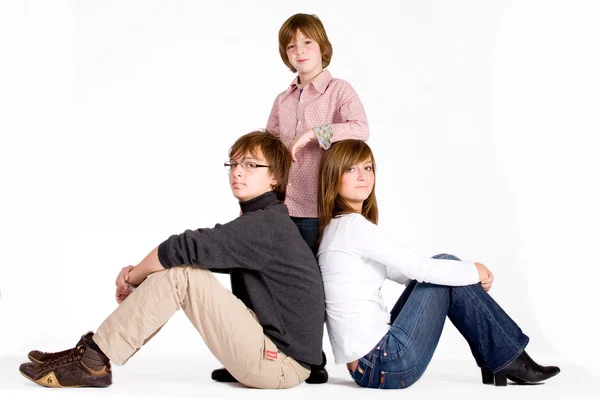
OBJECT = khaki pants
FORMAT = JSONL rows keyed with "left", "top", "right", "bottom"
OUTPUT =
{"left": 93, "top": 266, "right": 310, "bottom": 389}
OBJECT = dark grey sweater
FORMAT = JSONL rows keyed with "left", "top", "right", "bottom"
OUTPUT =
{"left": 157, "top": 191, "right": 325, "bottom": 368}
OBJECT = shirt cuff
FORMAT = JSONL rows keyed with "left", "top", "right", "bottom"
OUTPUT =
{"left": 313, "top": 124, "right": 333, "bottom": 150}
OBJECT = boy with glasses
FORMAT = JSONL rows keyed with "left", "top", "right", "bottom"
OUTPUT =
{"left": 19, "top": 131, "right": 325, "bottom": 389}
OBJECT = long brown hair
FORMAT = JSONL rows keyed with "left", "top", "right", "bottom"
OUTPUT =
{"left": 318, "top": 140, "right": 378, "bottom": 239}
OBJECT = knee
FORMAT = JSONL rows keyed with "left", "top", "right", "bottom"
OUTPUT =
{"left": 142, "top": 266, "right": 190, "bottom": 291}
{"left": 148, "top": 266, "right": 184, "bottom": 281}
{"left": 431, "top": 253, "right": 461, "bottom": 262}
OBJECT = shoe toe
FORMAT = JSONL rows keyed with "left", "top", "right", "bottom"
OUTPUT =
{"left": 305, "top": 368, "right": 328, "bottom": 384}
{"left": 19, "top": 362, "right": 40, "bottom": 380}
{"left": 211, "top": 368, "right": 238, "bottom": 382}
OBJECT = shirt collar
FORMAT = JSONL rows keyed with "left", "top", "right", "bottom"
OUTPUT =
{"left": 284, "top": 69, "right": 332, "bottom": 96}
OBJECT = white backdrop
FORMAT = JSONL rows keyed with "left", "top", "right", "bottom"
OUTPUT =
{"left": 1, "top": 0, "right": 599, "bottom": 379}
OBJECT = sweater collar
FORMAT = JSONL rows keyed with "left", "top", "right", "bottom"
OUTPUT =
{"left": 239, "top": 191, "right": 279, "bottom": 214}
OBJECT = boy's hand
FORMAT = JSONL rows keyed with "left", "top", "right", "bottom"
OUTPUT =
{"left": 115, "top": 285, "right": 132, "bottom": 304}
{"left": 289, "top": 130, "right": 317, "bottom": 162}
{"left": 115, "top": 265, "right": 135, "bottom": 304}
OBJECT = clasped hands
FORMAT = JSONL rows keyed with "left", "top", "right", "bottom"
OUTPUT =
{"left": 115, "top": 265, "right": 137, "bottom": 304}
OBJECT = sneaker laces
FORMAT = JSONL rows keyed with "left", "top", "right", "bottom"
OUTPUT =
{"left": 36, "top": 346, "right": 86, "bottom": 372}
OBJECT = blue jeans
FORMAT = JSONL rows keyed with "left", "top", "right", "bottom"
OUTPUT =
{"left": 349, "top": 253, "right": 529, "bottom": 389}
{"left": 291, "top": 217, "right": 319, "bottom": 256}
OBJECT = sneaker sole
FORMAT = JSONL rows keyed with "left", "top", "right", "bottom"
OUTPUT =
{"left": 20, "top": 370, "right": 68, "bottom": 388}
{"left": 20, "top": 369, "right": 111, "bottom": 388}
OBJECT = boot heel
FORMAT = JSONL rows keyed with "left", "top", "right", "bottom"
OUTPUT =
{"left": 494, "top": 370, "right": 507, "bottom": 386}
{"left": 481, "top": 368, "right": 494, "bottom": 385}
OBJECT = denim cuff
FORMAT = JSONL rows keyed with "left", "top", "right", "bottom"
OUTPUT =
{"left": 313, "top": 124, "right": 333, "bottom": 150}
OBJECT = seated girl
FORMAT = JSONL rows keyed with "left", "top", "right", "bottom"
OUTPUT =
{"left": 316, "top": 139, "right": 560, "bottom": 389}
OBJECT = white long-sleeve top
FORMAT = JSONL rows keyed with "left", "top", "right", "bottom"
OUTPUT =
{"left": 317, "top": 213, "right": 480, "bottom": 364}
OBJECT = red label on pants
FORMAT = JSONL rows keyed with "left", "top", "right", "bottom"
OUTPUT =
{"left": 266, "top": 350, "right": 278, "bottom": 360}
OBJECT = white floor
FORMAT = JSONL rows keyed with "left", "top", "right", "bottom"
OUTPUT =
{"left": 1, "top": 355, "right": 597, "bottom": 400}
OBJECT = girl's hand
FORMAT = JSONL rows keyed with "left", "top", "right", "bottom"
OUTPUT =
{"left": 475, "top": 262, "right": 494, "bottom": 292}
{"left": 289, "top": 130, "right": 317, "bottom": 162}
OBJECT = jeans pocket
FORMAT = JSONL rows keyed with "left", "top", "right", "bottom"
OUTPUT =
{"left": 349, "top": 358, "right": 371, "bottom": 387}
{"left": 378, "top": 367, "right": 418, "bottom": 389}
{"left": 385, "top": 329, "right": 407, "bottom": 356}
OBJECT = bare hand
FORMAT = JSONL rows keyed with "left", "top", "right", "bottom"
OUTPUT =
{"left": 115, "top": 265, "right": 135, "bottom": 304}
{"left": 115, "top": 285, "right": 132, "bottom": 304}
{"left": 475, "top": 262, "right": 494, "bottom": 292}
{"left": 289, "top": 130, "right": 316, "bottom": 162}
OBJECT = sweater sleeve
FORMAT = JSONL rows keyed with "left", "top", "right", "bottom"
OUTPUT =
{"left": 345, "top": 215, "right": 480, "bottom": 286}
{"left": 157, "top": 212, "right": 270, "bottom": 271}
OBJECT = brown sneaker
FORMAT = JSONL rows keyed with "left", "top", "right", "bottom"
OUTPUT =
{"left": 28, "top": 331, "right": 96, "bottom": 363}
{"left": 28, "top": 348, "right": 73, "bottom": 364}
{"left": 20, "top": 332, "right": 112, "bottom": 388}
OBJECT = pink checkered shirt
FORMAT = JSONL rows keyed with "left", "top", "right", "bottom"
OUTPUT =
{"left": 266, "top": 70, "right": 370, "bottom": 218}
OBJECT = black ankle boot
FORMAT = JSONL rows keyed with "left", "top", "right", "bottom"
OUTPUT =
{"left": 481, "top": 351, "right": 560, "bottom": 386}
{"left": 211, "top": 367, "right": 238, "bottom": 383}
{"left": 305, "top": 352, "right": 328, "bottom": 384}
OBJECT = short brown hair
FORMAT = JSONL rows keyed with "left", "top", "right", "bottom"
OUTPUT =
{"left": 278, "top": 13, "right": 333, "bottom": 73}
{"left": 229, "top": 131, "right": 292, "bottom": 201}
{"left": 318, "top": 140, "right": 378, "bottom": 239}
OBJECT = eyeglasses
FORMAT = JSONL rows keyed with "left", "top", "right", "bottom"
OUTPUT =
{"left": 224, "top": 161, "right": 270, "bottom": 171}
